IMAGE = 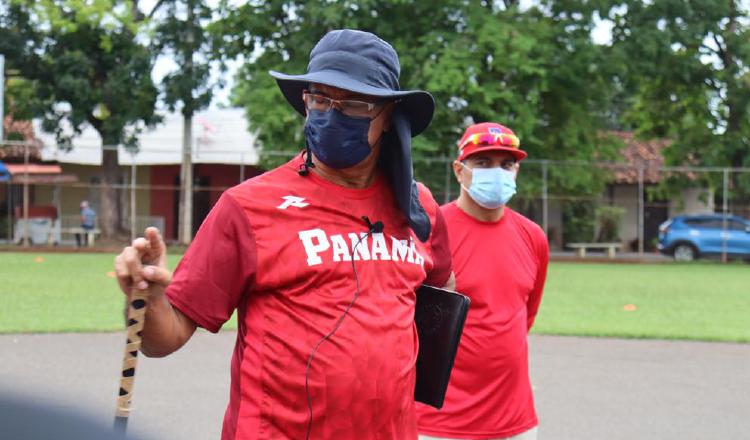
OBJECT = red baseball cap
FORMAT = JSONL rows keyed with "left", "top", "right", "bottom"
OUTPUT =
{"left": 457, "top": 122, "right": 528, "bottom": 162}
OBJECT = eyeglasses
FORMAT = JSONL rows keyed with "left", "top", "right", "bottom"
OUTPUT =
{"left": 459, "top": 132, "right": 520, "bottom": 150}
{"left": 303, "top": 91, "right": 384, "bottom": 118}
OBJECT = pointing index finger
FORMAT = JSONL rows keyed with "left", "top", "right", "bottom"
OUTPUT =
{"left": 144, "top": 227, "right": 167, "bottom": 266}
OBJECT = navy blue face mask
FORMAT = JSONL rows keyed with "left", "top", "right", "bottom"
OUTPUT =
{"left": 304, "top": 108, "right": 372, "bottom": 169}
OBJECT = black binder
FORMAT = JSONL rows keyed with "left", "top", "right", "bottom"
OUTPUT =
{"left": 414, "top": 284, "right": 471, "bottom": 409}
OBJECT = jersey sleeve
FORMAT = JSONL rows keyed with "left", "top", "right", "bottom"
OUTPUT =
{"left": 424, "top": 199, "right": 453, "bottom": 288}
{"left": 165, "top": 193, "right": 257, "bottom": 333}
{"left": 526, "top": 226, "right": 549, "bottom": 331}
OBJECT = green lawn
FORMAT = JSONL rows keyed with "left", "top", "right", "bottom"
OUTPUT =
{"left": 532, "top": 262, "right": 750, "bottom": 342}
{"left": 1, "top": 252, "right": 748, "bottom": 342}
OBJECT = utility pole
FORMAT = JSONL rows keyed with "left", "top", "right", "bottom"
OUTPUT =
{"left": 721, "top": 168, "right": 729, "bottom": 263}
{"left": 542, "top": 160, "right": 549, "bottom": 236}
{"left": 1, "top": 54, "right": 5, "bottom": 142}
{"left": 637, "top": 164, "right": 644, "bottom": 255}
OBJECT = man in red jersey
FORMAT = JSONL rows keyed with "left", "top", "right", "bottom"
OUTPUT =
{"left": 114, "top": 29, "right": 453, "bottom": 439}
{"left": 416, "top": 122, "right": 549, "bottom": 440}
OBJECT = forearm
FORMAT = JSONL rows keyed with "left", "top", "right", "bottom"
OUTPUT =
{"left": 126, "top": 293, "right": 196, "bottom": 358}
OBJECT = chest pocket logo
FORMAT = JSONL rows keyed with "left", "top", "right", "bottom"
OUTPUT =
{"left": 277, "top": 196, "right": 309, "bottom": 210}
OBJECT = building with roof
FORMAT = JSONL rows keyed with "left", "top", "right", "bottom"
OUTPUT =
{"left": 538, "top": 132, "right": 715, "bottom": 251}
{"left": 605, "top": 132, "right": 713, "bottom": 250}
{"left": 2, "top": 108, "right": 263, "bottom": 244}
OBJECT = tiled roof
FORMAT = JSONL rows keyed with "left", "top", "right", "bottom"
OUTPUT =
{"left": 608, "top": 131, "right": 671, "bottom": 184}
{"left": 0, "top": 142, "right": 43, "bottom": 162}
{"left": 3, "top": 115, "right": 36, "bottom": 141}
{"left": 1, "top": 116, "right": 42, "bottom": 162}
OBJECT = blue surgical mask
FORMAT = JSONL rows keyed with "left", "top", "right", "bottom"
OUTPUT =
{"left": 461, "top": 163, "right": 517, "bottom": 209}
{"left": 304, "top": 108, "right": 372, "bottom": 169}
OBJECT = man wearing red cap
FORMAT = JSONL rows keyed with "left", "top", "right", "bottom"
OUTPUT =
{"left": 416, "top": 122, "right": 549, "bottom": 440}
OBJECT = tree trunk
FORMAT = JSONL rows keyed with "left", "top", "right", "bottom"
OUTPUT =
{"left": 178, "top": 0, "right": 196, "bottom": 245}
{"left": 178, "top": 114, "right": 193, "bottom": 244}
{"left": 100, "top": 145, "right": 121, "bottom": 239}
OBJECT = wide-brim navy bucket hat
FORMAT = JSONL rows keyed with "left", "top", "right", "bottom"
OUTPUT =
{"left": 269, "top": 29, "right": 435, "bottom": 136}
{"left": 269, "top": 29, "right": 434, "bottom": 242}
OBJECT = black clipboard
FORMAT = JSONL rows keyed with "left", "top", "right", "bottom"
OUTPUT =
{"left": 414, "top": 284, "right": 471, "bottom": 409}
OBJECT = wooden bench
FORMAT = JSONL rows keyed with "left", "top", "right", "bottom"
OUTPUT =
{"left": 567, "top": 242, "right": 622, "bottom": 259}
{"left": 60, "top": 227, "right": 101, "bottom": 247}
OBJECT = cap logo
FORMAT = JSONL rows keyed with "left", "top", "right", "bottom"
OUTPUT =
{"left": 488, "top": 127, "right": 503, "bottom": 135}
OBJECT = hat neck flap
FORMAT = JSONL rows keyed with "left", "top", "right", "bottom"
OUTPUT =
{"left": 380, "top": 108, "right": 431, "bottom": 242}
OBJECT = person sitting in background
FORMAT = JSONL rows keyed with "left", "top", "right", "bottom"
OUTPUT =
{"left": 76, "top": 201, "right": 96, "bottom": 247}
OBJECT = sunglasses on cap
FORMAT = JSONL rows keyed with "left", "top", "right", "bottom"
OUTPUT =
{"left": 459, "top": 132, "right": 520, "bottom": 150}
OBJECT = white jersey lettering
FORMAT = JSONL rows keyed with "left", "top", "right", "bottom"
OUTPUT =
{"left": 391, "top": 237, "right": 409, "bottom": 262}
{"left": 408, "top": 239, "right": 424, "bottom": 266}
{"left": 298, "top": 229, "right": 330, "bottom": 266}
{"left": 297, "top": 228, "right": 425, "bottom": 268}
{"left": 348, "top": 232, "right": 371, "bottom": 261}
{"left": 330, "top": 234, "right": 352, "bottom": 262}
{"left": 371, "top": 233, "right": 391, "bottom": 261}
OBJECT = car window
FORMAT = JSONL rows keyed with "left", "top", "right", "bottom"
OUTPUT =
{"left": 683, "top": 219, "right": 704, "bottom": 227}
{"left": 691, "top": 219, "right": 724, "bottom": 229}
{"left": 730, "top": 220, "right": 747, "bottom": 231}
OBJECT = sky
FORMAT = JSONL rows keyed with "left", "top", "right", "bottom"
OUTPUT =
{"left": 140, "top": 0, "right": 238, "bottom": 108}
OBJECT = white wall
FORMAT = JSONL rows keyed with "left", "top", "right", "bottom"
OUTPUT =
{"left": 669, "top": 187, "right": 714, "bottom": 216}
{"left": 610, "top": 184, "right": 638, "bottom": 244}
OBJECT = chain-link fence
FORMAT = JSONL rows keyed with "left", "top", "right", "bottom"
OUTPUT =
{"left": 2, "top": 142, "right": 749, "bottom": 261}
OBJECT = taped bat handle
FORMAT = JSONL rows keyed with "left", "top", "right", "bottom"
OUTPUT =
{"left": 114, "top": 288, "right": 149, "bottom": 433}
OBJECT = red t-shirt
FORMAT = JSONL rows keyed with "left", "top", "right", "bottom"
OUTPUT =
{"left": 416, "top": 202, "right": 549, "bottom": 439}
{"left": 166, "top": 154, "right": 452, "bottom": 440}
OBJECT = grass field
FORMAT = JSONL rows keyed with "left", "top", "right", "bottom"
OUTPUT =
{"left": 532, "top": 262, "right": 749, "bottom": 342}
{"left": 1, "top": 252, "right": 748, "bottom": 342}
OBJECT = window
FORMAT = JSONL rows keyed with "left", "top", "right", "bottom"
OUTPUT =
{"left": 683, "top": 218, "right": 705, "bottom": 227}
{"left": 702, "top": 220, "right": 726, "bottom": 229}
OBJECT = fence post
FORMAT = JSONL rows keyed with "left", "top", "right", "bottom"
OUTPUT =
{"left": 722, "top": 167, "right": 729, "bottom": 263}
{"left": 444, "top": 157, "right": 452, "bottom": 204}
{"left": 240, "top": 152, "right": 245, "bottom": 183}
{"left": 130, "top": 152, "right": 137, "bottom": 242}
{"left": 22, "top": 142, "right": 29, "bottom": 247}
{"left": 542, "top": 160, "right": 549, "bottom": 236}
{"left": 0, "top": 54, "right": 4, "bottom": 142}
{"left": 53, "top": 184, "right": 60, "bottom": 245}
{"left": 6, "top": 179, "right": 11, "bottom": 242}
{"left": 637, "top": 164, "right": 644, "bottom": 255}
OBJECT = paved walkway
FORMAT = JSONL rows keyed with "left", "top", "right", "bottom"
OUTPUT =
{"left": 1, "top": 333, "right": 747, "bottom": 439}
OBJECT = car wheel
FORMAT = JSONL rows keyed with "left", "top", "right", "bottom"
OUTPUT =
{"left": 673, "top": 244, "right": 697, "bottom": 262}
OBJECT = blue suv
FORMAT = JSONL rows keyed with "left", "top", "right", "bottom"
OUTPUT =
{"left": 658, "top": 214, "right": 750, "bottom": 261}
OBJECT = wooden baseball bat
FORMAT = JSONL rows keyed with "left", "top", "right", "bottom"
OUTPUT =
{"left": 114, "top": 288, "right": 149, "bottom": 433}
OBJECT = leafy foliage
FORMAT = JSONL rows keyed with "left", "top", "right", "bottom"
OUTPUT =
{"left": 595, "top": 205, "right": 626, "bottom": 242}
{"left": 3, "top": 0, "right": 159, "bottom": 146}
{"left": 151, "top": 0, "right": 216, "bottom": 118}
{"left": 607, "top": 0, "right": 750, "bottom": 196}
{"left": 213, "top": 0, "right": 621, "bottom": 199}
{"left": 2, "top": 1, "right": 159, "bottom": 236}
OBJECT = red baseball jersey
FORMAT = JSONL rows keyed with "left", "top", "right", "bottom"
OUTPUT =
{"left": 416, "top": 202, "right": 549, "bottom": 439}
{"left": 166, "top": 154, "right": 452, "bottom": 439}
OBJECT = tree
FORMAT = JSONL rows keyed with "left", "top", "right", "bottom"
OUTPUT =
{"left": 2, "top": 0, "right": 160, "bottom": 238}
{"left": 150, "top": 0, "right": 216, "bottom": 244}
{"left": 214, "top": 0, "right": 620, "bottom": 205}
{"left": 0, "top": 3, "right": 43, "bottom": 124}
{"left": 608, "top": 0, "right": 750, "bottom": 196}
